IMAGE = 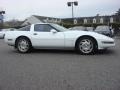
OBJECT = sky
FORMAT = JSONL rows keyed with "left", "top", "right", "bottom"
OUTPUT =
{"left": 0, "top": 0, "right": 120, "bottom": 21}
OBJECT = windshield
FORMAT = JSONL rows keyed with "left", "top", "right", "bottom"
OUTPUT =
{"left": 50, "top": 24, "right": 69, "bottom": 32}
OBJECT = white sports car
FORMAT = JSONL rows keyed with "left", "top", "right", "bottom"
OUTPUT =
{"left": 4, "top": 23, "right": 115, "bottom": 54}
{"left": 0, "top": 30, "right": 5, "bottom": 39}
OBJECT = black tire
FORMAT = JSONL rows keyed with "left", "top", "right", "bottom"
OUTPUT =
{"left": 16, "top": 37, "right": 31, "bottom": 53}
{"left": 76, "top": 37, "right": 97, "bottom": 55}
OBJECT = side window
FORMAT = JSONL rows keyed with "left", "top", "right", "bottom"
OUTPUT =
{"left": 34, "top": 24, "right": 53, "bottom": 32}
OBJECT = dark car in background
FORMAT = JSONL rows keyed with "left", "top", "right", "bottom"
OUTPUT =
{"left": 95, "top": 25, "right": 114, "bottom": 37}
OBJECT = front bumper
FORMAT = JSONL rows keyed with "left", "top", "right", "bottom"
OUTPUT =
{"left": 98, "top": 40, "right": 115, "bottom": 49}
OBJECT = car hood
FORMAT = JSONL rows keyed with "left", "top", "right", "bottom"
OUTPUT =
{"left": 64, "top": 30, "right": 114, "bottom": 41}
{"left": 64, "top": 30, "right": 98, "bottom": 35}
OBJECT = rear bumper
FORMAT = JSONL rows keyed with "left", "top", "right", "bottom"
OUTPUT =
{"left": 4, "top": 38, "right": 15, "bottom": 46}
{"left": 0, "top": 34, "right": 4, "bottom": 39}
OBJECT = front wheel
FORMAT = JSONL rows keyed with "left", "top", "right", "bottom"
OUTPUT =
{"left": 76, "top": 37, "right": 97, "bottom": 55}
{"left": 16, "top": 37, "right": 31, "bottom": 53}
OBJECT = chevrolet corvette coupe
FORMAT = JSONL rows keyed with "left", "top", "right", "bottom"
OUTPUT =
{"left": 4, "top": 23, "right": 115, "bottom": 54}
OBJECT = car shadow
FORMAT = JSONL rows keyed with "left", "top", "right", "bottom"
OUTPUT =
{"left": 31, "top": 49, "right": 76, "bottom": 55}
{"left": 25, "top": 49, "right": 116, "bottom": 55}
{"left": 95, "top": 49, "right": 116, "bottom": 55}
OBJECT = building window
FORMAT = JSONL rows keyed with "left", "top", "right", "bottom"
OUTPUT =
{"left": 57, "top": 19, "right": 61, "bottom": 23}
{"left": 84, "top": 19, "right": 87, "bottom": 24}
{"left": 110, "top": 17, "right": 113, "bottom": 23}
{"left": 93, "top": 18, "right": 96, "bottom": 23}
{"left": 74, "top": 19, "right": 77, "bottom": 24}
{"left": 54, "top": 19, "right": 58, "bottom": 23}
{"left": 100, "top": 18, "right": 103, "bottom": 24}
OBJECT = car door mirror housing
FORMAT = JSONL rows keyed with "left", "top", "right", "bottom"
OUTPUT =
{"left": 51, "top": 29, "right": 57, "bottom": 33}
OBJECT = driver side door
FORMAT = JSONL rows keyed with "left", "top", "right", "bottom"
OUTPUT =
{"left": 32, "top": 24, "right": 65, "bottom": 48}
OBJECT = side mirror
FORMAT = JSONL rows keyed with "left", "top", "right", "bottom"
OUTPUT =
{"left": 50, "top": 29, "right": 57, "bottom": 33}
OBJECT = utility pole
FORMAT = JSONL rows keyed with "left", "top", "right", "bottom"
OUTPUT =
{"left": 67, "top": 1, "right": 78, "bottom": 24}
{"left": 0, "top": 8, "right": 5, "bottom": 29}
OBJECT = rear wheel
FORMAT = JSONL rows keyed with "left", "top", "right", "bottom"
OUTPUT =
{"left": 16, "top": 37, "right": 31, "bottom": 53}
{"left": 76, "top": 37, "right": 97, "bottom": 55}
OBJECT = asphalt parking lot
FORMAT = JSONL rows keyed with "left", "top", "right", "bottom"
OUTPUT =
{"left": 0, "top": 38, "right": 120, "bottom": 90}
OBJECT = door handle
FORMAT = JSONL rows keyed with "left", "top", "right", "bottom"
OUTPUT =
{"left": 33, "top": 33, "right": 38, "bottom": 35}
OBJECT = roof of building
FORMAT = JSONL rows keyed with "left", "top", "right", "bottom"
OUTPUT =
{"left": 33, "top": 15, "right": 61, "bottom": 20}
